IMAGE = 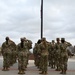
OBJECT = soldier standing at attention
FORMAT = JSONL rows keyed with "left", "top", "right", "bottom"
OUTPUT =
{"left": 48, "top": 42, "right": 52, "bottom": 67}
{"left": 55, "top": 38, "right": 61, "bottom": 71}
{"left": 50, "top": 40, "right": 56, "bottom": 68}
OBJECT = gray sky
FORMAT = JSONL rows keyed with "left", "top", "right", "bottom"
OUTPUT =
{"left": 0, "top": 0, "right": 75, "bottom": 46}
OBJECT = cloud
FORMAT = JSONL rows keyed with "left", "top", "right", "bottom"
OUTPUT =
{"left": 0, "top": 0, "right": 75, "bottom": 47}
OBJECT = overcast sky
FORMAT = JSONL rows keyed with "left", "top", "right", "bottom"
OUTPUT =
{"left": 0, "top": 0, "right": 75, "bottom": 46}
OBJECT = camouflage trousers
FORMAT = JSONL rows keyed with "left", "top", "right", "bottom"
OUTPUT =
{"left": 60, "top": 55, "right": 68, "bottom": 71}
{"left": 55, "top": 54, "right": 61, "bottom": 70}
{"left": 3, "top": 53, "right": 10, "bottom": 68}
{"left": 41, "top": 55, "right": 48, "bottom": 72}
{"left": 18, "top": 56, "right": 27, "bottom": 70}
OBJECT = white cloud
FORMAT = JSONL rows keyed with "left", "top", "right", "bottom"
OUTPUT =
{"left": 0, "top": 0, "right": 75, "bottom": 47}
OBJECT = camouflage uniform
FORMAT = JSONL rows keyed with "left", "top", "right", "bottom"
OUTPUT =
{"left": 1, "top": 37, "right": 16, "bottom": 71}
{"left": 55, "top": 38, "right": 61, "bottom": 71}
{"left": 50, "top": 40, "right": 56, "bottom": 68}
{"left": 10, "top": 41, "right": 16, "bottom": 66}
{"left": 33, "top": 40, "right": 41, "bottom": 69}
{"left": 33, "top": 43, "right": 37, "bottom": 66}
{"left": 17, "top": 38, "right": 27, "bottom": 74}
{"left": 48, "top": 42, "right": 52, "bottom": 67}
{"left": 23, "top": 38, "right": 32, "bottom": 68}
{"left": 60, "top": 38, "right": 68, "bottom": 74}
{"left": 39, "top": 38, "right": 49, "bottom": 74}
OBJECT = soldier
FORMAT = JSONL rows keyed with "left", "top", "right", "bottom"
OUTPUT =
{"left": 50, "top": 40, "right": 56, "bottom": 68}
{"left": 39, "top": 38, "right": 49, "bottom": 74}
{"left": 55, "top": 38, "right": 61, "bottom": 71}
{"left": 1, "top": 37, "right": 16, "bottom": 71}
{"left": 48, "top": 42, "right": 51, "bottom": 67}
{"left": 10, "top": 40, "right": 16, "bottom": 66}
{"left": 23, "top": 37, "right": 32, "bottom": 68}
{"left": 33, "top": 43, "right": 38, "bottom": 66}
{"left": 60, "top": 38, "right": 68, "bottom": 74}
{"left": 17, "top": 38, "right": 27, "bottom": 74}
{"left": 33, "top": 39, "right": 41, "bottom": 68}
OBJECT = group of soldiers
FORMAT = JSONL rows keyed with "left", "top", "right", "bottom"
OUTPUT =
{"left": 1, "top": 36, "right": 32, "bottom": 74}
{"left": 1, "top": 36, "right": 74, "bottom": 74}
{"left": 33, "top": 37, "right": 74, "bottom": 74}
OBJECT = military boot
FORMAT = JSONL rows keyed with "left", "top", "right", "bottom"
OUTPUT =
{"left": 55, "top": 66, "right": 59, "bottom": 71}
{"left": 63, "top": 70, "right": 66, "bottom": 74}
{"left": 44, "top": 71, "right": 48, "bottom": 74}
{"left": 2, "top": 67, "right": 6, "bottom": 71}
{"left": 55, "top": 68, "right": 59, "bottom": 71}
{"left": 39, "top": 71, "right": 44, "bottom": 74}
{"left": 18, "top": 70, "right": 22, "bottom": 74}
{"left": 39, "top": 69, "right": 41, "bottom": 71}
{"left": 22, "top": 70, "right": 25, "bottom": 74}
{"left": 60, "top": 70, "right": 64, "bottom": 74}
{"left": 6, "top": 67, "right": 9, "bottom": 71}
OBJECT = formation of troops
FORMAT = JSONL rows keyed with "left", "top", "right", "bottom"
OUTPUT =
{"left": 33, "top": 37, "right": 74, "bottom": 74}
{"left": 0, "top": 36, "right": 74, "bottom": 74}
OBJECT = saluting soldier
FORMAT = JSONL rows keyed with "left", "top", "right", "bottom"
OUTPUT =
{"left": 17, "top": 38, "right": 27, "bottom": 74}
{"left": 39, "top": 38, "right": 49, "bottom": 74}
{"left": 1, "top": 37, "right": 16, "bottom": 71}
{"left": 60, "top": 38, "right": 68, "bottom": 74}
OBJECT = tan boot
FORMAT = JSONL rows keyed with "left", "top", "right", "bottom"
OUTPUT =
{"left": 6, "top": 67, "right": 9, "bottom": 71}
{"left": 39, "top": 71, "right": 44, "bottom": 74}
{"left": 22, "top": 70, "right": 25, "bottom": 74}
{"left": 18, "top": 70, "right": 22, "bottom": 74}
{"left": 18, "top": 71, "right": 20, "bottom": 74}
{"left": 60, "top": 70, "right": 64, "bottom": 74}
{"left": 20, "top": 70, "right": 23, "bottom": 74}
{"left": 44, "top": 71, "right": 48, "bottom": 74}
{"left": 2, "top": 67, "right": 6, "bottom": 71}
{"left": 63, "top": 70, "right": 66, "bottom": 74}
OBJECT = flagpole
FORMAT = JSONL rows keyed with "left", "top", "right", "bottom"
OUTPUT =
{"left": 41, "top": 0, "right": 43, "bottom": 39}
